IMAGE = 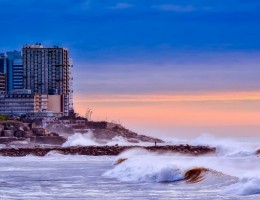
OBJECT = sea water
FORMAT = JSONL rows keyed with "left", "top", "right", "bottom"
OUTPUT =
{"left": 0, "top": 136, "right": 260, "bottom": 199}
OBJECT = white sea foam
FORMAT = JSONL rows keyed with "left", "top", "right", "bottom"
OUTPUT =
{"left": 45, "top": 150, "right": 65, "bottom": 157}
{"left": 106, "top": 135, "right": 132, "bottom": 146}
{"left": 103, "top": 148, "right": 260, "bottom": 196}
{"left": 190, "top": 134, "right": 259, "bottom": 157}
{"left": 225, "top": 176, "right": 260, "bottom": 195}
{"left": 62, "top": 130, "right": 99, "bottom": 147}
{"left": 62, "top": 131, "right": 156, "bottom": 147}
{"left": 104, "top": 154, "right": 184, "bottom": 182}
{"left": 160, "top": 137, "right": 187, "bottom": 145}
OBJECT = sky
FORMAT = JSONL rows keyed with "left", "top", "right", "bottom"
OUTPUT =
{"left": 1, "top": 0, "right": 260, "bottom": 138}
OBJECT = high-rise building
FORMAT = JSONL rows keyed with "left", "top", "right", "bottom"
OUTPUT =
{"left": 0, "top": 44, "right": 74, "bottom": 117}
{"left": 0, "top": 53, "right": 8, "bottom": 74}
{"left": 0, "top": 51, "right": 23, "bottom": 92}
{"left": 0, "top": 53, "right": 8, "bottom": 93}
{"left": 22, "top": 44, "right": 73, "bottom": 116}
{"left": 68, "top": 58, "right": 74, "bottom": 112}
{"left": 0, "top": 72, "right": 6, "bottom": 92}
{"left": 7, "top": 51, "right": 23, "bottom": 90}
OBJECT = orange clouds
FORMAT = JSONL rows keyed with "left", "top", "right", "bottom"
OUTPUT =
{"left": 74, "top": 91, "right": 260, "bottom": 136}
{"left": 75, "top": 91, "right": 260, "bottom": 103}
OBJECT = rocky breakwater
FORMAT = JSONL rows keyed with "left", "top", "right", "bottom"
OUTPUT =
{"left": 0, "top": 145, "right": 216, "bottom": 157}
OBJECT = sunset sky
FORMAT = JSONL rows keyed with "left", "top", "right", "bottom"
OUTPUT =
{"left": 1, "top": 0, "right": 260, "bottom": 137}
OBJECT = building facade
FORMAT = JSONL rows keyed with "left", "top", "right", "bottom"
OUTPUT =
{"left": 0, "top": 53, "right": 8, "bottom": 74}
{"left": 0, "top": 51, "right": 23, "bottom": 92}
{"left": 0, "top": 54, "right": 8, "bottom": 93}
{"left": 68, "top": 58, "right": 73, "bottom": 111}
{"left": 0, "top": 44, "right": 73, "bottom": 117}
{"left": 9, "top": 52, "right": 23, "bottom": 90}
{"left": 0, "top": 73, "right": 6, "bottom": 92}
{"left": 0, "top": 94, "right": 48, "bottom": 116}
{"left": 22, "top": 44, "right": 72, "bottom": 116}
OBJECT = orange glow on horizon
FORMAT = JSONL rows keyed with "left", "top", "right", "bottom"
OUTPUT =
{"left": 73, "top": 91, "right": 260, "bottom": 136}
{"left": 74, "top": 91, "right": 260, "bottom": 103}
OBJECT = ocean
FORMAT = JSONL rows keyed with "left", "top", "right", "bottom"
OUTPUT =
{"left": 0, "top": 135, "right": 260, "bottom": 199}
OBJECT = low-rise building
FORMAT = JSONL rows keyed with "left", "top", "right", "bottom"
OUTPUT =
{"left": 0, "top": 91, "right": 66, "bottom": 117}
{"left": 0, "top": 94, "right": 48, "bottom": 116}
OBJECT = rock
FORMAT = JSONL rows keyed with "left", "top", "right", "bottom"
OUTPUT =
{"left": 256, "top": 149, "right": 260, "bottom": 155}
{"left": 14, "top": 130, "right": 25, "bottom": 137}
{"left": 32, "top": 128, "right": 47, "bottom": 136}
{"left": 3, "top": 130, "right": 14, "bottom": 137}
{"left": 35, "top": 136, "right": 66, "bottom": 145}
{"left": 0, "top": 125, "right": 4, "bottom": 132}
{"left": 0, "top": 145, "right": 216, "bottom": 157}
{"left": 24, "top": 131, "right": 33, "bottom": 137}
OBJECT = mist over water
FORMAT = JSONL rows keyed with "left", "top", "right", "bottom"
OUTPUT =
{"left": 61, "top": 131, "right": 260, "bottom": 157}
{"left": 1, "top": 133, "right": 260, "bottom": 199}
{"left": 61, "top": 130, "right": 157, "bottom": 147}
{"left": 105, "top": 147, "right": 260, "bottom": 196}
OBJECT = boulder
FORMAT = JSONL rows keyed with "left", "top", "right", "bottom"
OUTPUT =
{"left": 32, "top": 128, "right": 47, "bottom": 136}
{"left": 24, "top": 131, "right": 33, "bottom": 137}
{"left": 3, "top": 130, "right": 14, "bottom": 137}
{"left": 14, "top": 130, "right": 25, "bottom": 138}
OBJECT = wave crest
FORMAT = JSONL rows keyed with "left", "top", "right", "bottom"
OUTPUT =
{"left": 184, "top": 167, "right": 208, "bottom": 183}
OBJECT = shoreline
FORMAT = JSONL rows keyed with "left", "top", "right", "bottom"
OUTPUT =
{"left": 0, "top": 145, "right": 216, "bottom": 157}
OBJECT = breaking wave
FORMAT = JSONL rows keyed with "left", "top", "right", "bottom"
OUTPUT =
{"left": 105, "top": 158, "right": 234, "bottom": 184}
{"left": 190, "top": 134, "right": 259, "bottom": 157}
{"left": 62, "top": 131, "right": 155, "bottom": 147}
{"left": 104, "top": 149, "right": 260, "bottom": 196}
{"left": 184, "top": 167, "right": 209, "bottom": 183}
{"left": 104, "top": 149, "right": 235, "bottom": 184}
{"left": 225, "top": 177, "right": 260, "bottom": 195}
{"left": 62, "top": 131, "right": 99, "bottom": 147}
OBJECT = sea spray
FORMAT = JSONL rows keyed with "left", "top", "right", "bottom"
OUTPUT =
{"left": 104, "top": 155, "right": 184, "bottom": 182}
{"left": 106, "top": 135, "right": 132, "bottom": 146}
{"left": 190, "top": 134, "right": 259, "bottom": 157}
{"left": 104, "top": 148, "right": 259, "bottom": 191}
{"left": 224, "top": 176, "right": 260, "bottom": 195}
{"left": 62, "top": 131, "right": 155, "bottom": 147}
{"left": 62, "top": 130, "right": 99, "bottom": 147}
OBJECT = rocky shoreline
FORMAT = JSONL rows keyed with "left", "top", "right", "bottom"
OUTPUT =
{"left": 0, "top": 119, "right": 164, "bottom": 147}
{"left": 0, "top": 145, "right": 216, "bottom": 157}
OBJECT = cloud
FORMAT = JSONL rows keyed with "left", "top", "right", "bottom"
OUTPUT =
{"left": 73, "top": 51, "right": 260, "bottom": 97}
{"left": 109, "top": 3, "right": 133, "bottom": 10}
{"left": 153, "top": 4, "right": 195, "bottom": 12}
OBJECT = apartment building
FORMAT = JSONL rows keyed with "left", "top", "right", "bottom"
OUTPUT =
{"left": 0, "top": 51, "right": 23, "bottom": 92}
{"left": 0, "top": 73, "right": 6, "bottom": 92}
{"left": 0, "top": 44, "right": 74, "bottom": 116}
{"left": 22, "top": 44, "right": 72, "bottom": 116}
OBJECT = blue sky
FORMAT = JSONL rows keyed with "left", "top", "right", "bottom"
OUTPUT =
{"left": 1, "top": 0, "right": 260, "bottom": 56}
{"left": 1, "top": 0, "right": 260, "bottom": 95}
{"left": 2, "top": 0, "right": 260, "bottom": 136}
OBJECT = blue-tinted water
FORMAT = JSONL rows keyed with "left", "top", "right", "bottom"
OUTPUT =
{"left": 0, "top": 152, "right": 259, "bottom": 200}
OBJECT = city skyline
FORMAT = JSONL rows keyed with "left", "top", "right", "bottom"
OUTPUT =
{"left": 1, "top": 0, "right": 260, "bottom": 137}
{"left": 0, "top": 44, "right": 73, "bottom": 117}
